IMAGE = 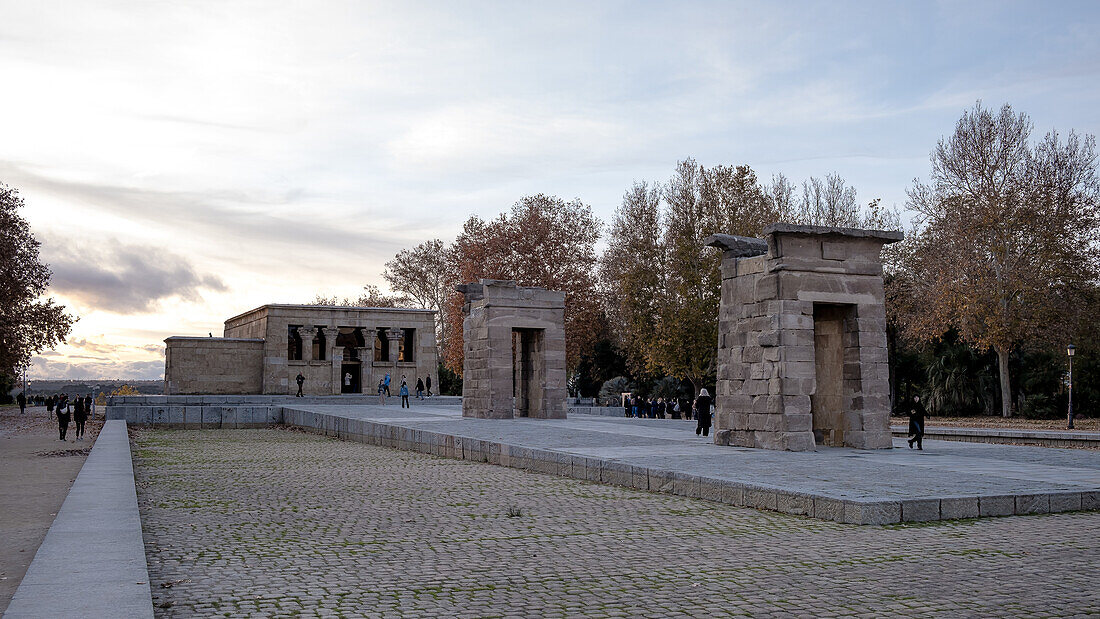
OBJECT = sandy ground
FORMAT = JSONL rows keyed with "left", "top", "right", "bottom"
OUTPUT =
{"left": 890, "top": 414, "right": 1098, "bottom": 431}
{"left": 0, "top": 404, "right": 103, "bottom": 614}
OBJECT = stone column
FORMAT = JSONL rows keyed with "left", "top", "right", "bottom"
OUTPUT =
{"left": 297, "top": 326, "right": 315, "bottom": 362}
{"left": 322, "top": 327, "right": 341, "bottom": 395}
{"left": 357, "top": 344, "right": 372, "bottom": 395}
{"left": 386, "top": 328, "right": 404, "bottom": 390}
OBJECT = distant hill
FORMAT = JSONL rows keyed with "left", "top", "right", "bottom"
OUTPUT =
{"left": 11, "top": 379, "right": 163, "bottom": 397}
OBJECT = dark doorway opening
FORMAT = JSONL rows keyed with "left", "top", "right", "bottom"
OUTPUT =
{"left": 512, "top": 328, "right": 545, "bottom": 418}
{"left": 341, "top": 363, "right": 361, "bottom": 393}
{"left": 811, "top": 304, "right": 857, "bottom": 446}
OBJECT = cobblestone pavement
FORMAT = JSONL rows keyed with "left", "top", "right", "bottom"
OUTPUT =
{"left": 133, "top": 428, "right": 1100, "bottom": 618}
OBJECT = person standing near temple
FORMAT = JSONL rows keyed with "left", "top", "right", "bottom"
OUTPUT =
{"left": 384, "top": 373, "right": 391, "bottom": 397}
{"left": 16, "top": 391, "right": 26, "bottom": 415}
{"left": 400, "top": 380, "right": 410, "bottom": 408}
{"left": 694, "top": 389, "right": 713, "bottom": 437}
{"left": 56, "top": 394, "right": 71, "bottom": 441}
{"left": 295, "top": 372, "right": 305, "bottom": 397}
{"left": 907, "top": 395, "right": 926, "bottom": 450}
{"left": 415, "top": 377, "right": 425, "bottom": 400}
{"left": 73, "top": 396, "right": 88, "bottom": 440}
{"left": 425, "top": 375, "right": 432, "bottom": 397}
{"left": 377, "top": 378, "right": 387, "bottom": 405}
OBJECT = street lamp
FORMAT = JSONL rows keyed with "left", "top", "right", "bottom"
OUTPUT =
{"left": 1067, "top": 344, "right": 1075, "bottom": 430}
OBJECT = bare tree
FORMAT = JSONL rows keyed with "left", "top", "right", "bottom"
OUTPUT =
{"left": 383, "top": 239, "right": 452, "bottom": 349}
{"left": 894, "top": 102, "right": 1100, "bottom": 417}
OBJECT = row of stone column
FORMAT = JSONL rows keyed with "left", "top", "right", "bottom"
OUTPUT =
{"left": 294, "top": 326, "right": 405, "bottom": 363}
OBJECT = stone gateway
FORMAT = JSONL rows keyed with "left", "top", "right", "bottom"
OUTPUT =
{"left": 706, "top": 224, "right": 902, "bottom": 451}
{"left": 458, "top": 280, "right": 567, "bottom": 419}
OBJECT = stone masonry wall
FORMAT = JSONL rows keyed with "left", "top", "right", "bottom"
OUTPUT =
{"left": 164, "top": 337, "right": 264, "bottom": 395}
{"left": 459, "top": 280, "right": 567, "bottom": 419}
{"left": 708, "top": 225, "right": 901, "bottom": 451}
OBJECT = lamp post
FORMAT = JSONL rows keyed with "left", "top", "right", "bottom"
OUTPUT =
{"left": 1067, "top": 344, "right": 1075, "bottom": 430}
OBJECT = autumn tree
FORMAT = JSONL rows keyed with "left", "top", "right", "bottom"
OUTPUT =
{"left": 0, "top": 183, "right": 75, "bottom": 376}
{"left": 598, "top": 181, "right": 664, "bottom": 377}
{"left": 383, "top": 239, "right": 452, "bottom": 349}
{"left": 311, "top": 284, "right": 409, "bottom": 308}
{"left": 442, "top": 195, "right": 601, "bottom": 373}
{"left": 893, "top": 102, "right": 1100, "bottom": 417}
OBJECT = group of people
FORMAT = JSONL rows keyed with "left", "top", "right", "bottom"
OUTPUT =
{"left": 293, "top": 372, "right": 434, "bottom": 405}
{"left": 624, "top": 389, "right": 714, "bottom": 437}
{"left": 42, "top": 393, "right": 93, "bottom": 441}
{"left": 377, "top": 374, "right": 432, "bottom": 408}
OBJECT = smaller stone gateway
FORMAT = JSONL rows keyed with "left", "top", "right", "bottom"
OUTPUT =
{"left": 458, "top": 279, "right": 567, "bottom": 419}
{"left": 706, "top": 224, "right": 902, "bottom": 451}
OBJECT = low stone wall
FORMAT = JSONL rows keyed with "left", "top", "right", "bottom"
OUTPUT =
{"left": 891, "top": 425, "right": 1100, "bottom": 449}
{"left": 6, "top": 420, "right": 154, "bottom": 618}
{"left": 105, "top": 395, "right": 462, "bottom": 427}
{"left": 568, "top": 405, "right": 626, "bottom": 417}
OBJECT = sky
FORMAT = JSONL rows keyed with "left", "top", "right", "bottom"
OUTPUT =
{"left": 4, "top": 0, "right": 1100, "bottom": 381}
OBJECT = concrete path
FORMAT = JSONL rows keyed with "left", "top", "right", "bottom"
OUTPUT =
{"left": 5, "top": 420, "right": 154, "bottom": 618}
{"left": 284, "top": 403, "right": 1100, "bottom": 524}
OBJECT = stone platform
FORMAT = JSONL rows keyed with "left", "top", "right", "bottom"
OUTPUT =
{"left": 281, "top": 403, "right": 1100, "bottom": 525}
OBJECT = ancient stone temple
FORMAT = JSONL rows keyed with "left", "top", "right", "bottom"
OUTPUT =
{"left": 457, "top": 279, "right": 567, "bottom": 419}
{"left": 705, "top": 224, "right": 903, "bottom": 451}
{"left": 164, "top": 304, "right": 437, "bottom": 396}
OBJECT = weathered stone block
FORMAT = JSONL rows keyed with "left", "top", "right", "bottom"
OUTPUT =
{"left": 1015, "top": 494, "right": 1050, "bottom": 515}
{"left": 979, "top": 495, "right": 1015, "bottom": 517}
{"left": 901, "top": 499, "right": 940, "bottom": 522}
{"left": 1049, "top": 492, "right": 1082, "bottom": 513}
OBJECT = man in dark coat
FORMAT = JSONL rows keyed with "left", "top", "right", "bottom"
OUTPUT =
{"left": 426, "top": 375, "right": 432, "bottom": 397}
{"left": 695, "top": 389, "right": 713, "bottom": 437}
{"left": 46, "top": 395, "right": 55, "bottom": 416}
{"left": 17, "top": 391, "right": 26, "bottom": 415}
{"left": 73, "top": 397, "right": 88, "bottom": 440}
{"left": 83, "top": 394, "right": 92, "bottom": 420}
{"left": 56, "top": 395, "right": 71, "bottom": 440}
{"left": 907, "top": 395, "right": 926, "bottom": 450}
{"left": 295, "top": 373, "right": 305, "bottom": 397}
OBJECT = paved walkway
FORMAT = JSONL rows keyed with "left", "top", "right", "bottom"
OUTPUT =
{"left": 133, "top": 428, "right": 1100, "bottom": 617}
{"left": 6, "top": 420, "right": 153, "bottom": 618}
{"left": 285, "top": 404, "right": 1100, "bottom": 523}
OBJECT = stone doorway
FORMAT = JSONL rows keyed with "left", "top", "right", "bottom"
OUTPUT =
{"left": 811, "top": 304, "right": 855, "bottom": 446}
{"left": 512, "top": 328, "right": 545, "bottom": 418}
{"left": 341, "top": 363, "right": 361, "bottom": 393}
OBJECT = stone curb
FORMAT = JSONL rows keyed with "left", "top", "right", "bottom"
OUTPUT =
{"left": 283, "top": 408, "right": 1098, "bottom": 526}
{"left": 890, "top": 425, "right": 1100, "bottom": 448}
{"left": 6, "top": 420, "right": 155, "bottom": 618}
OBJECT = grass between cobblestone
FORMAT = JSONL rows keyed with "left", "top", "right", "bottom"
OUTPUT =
{"left": 132, "top": 427, "right": 1099, "bottom": 618}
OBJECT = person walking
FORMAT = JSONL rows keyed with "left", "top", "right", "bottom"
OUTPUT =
{"left": 694, "top": 389, "right": 713, "bottom": 437}
{"left": 377, "top": 379, "right": 387, "bottom": 405}
{"left": 295, "top": 372, "right": 305, "bottom": 397}
{"left": 907, "top": 395, "right": 926, "bottom": 450}
{"left": 384, "top": 373, "right": 391, "bottom": 397}
{"left": 73, "top": 396, "right": 88, "bottom": 440}
{"left": 17, "top": 391, "right": 26, "bottom": 415}
{"left": 425, "top": 375, "right": 432, "bottom": 397}
{"left": 670, "top": 398, "right": 682, "bottom": 420}
{"left": 415, "top": 377, "right": 425, "bottom": 400}
{"left": 623, "top": 396, "right": 632, "bottom": 417}
{"left": 46, "top": 395, "right": 55, "bottom": 417}
{"left": 83, "top": 394, "right": 92, "bottom": 420}
{"left": 56, "top": 395, "right": 71, "bottom": 441}
{"left": 400, "top": 380, "right": 410, "bottom": 408}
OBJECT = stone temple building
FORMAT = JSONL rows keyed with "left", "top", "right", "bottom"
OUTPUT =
{"left": 706, "top": 224, "right": 902, "bottom": 451}
{"left": 164, "top": 304, "right": 438, "bottom": 396}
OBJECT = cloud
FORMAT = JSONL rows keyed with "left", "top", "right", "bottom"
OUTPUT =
{"left": 29, "top": 357, "right": 164, "bottom": 381}
{"left": 43, "top": 237, "right": 227, "bottom": 313}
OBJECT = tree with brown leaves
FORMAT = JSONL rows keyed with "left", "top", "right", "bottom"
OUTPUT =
{"left": 893, "top": 102, "right": 1100, "bottom": 417}
{"left": 442, "top": 194, "right": 601, "bottom": 374}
